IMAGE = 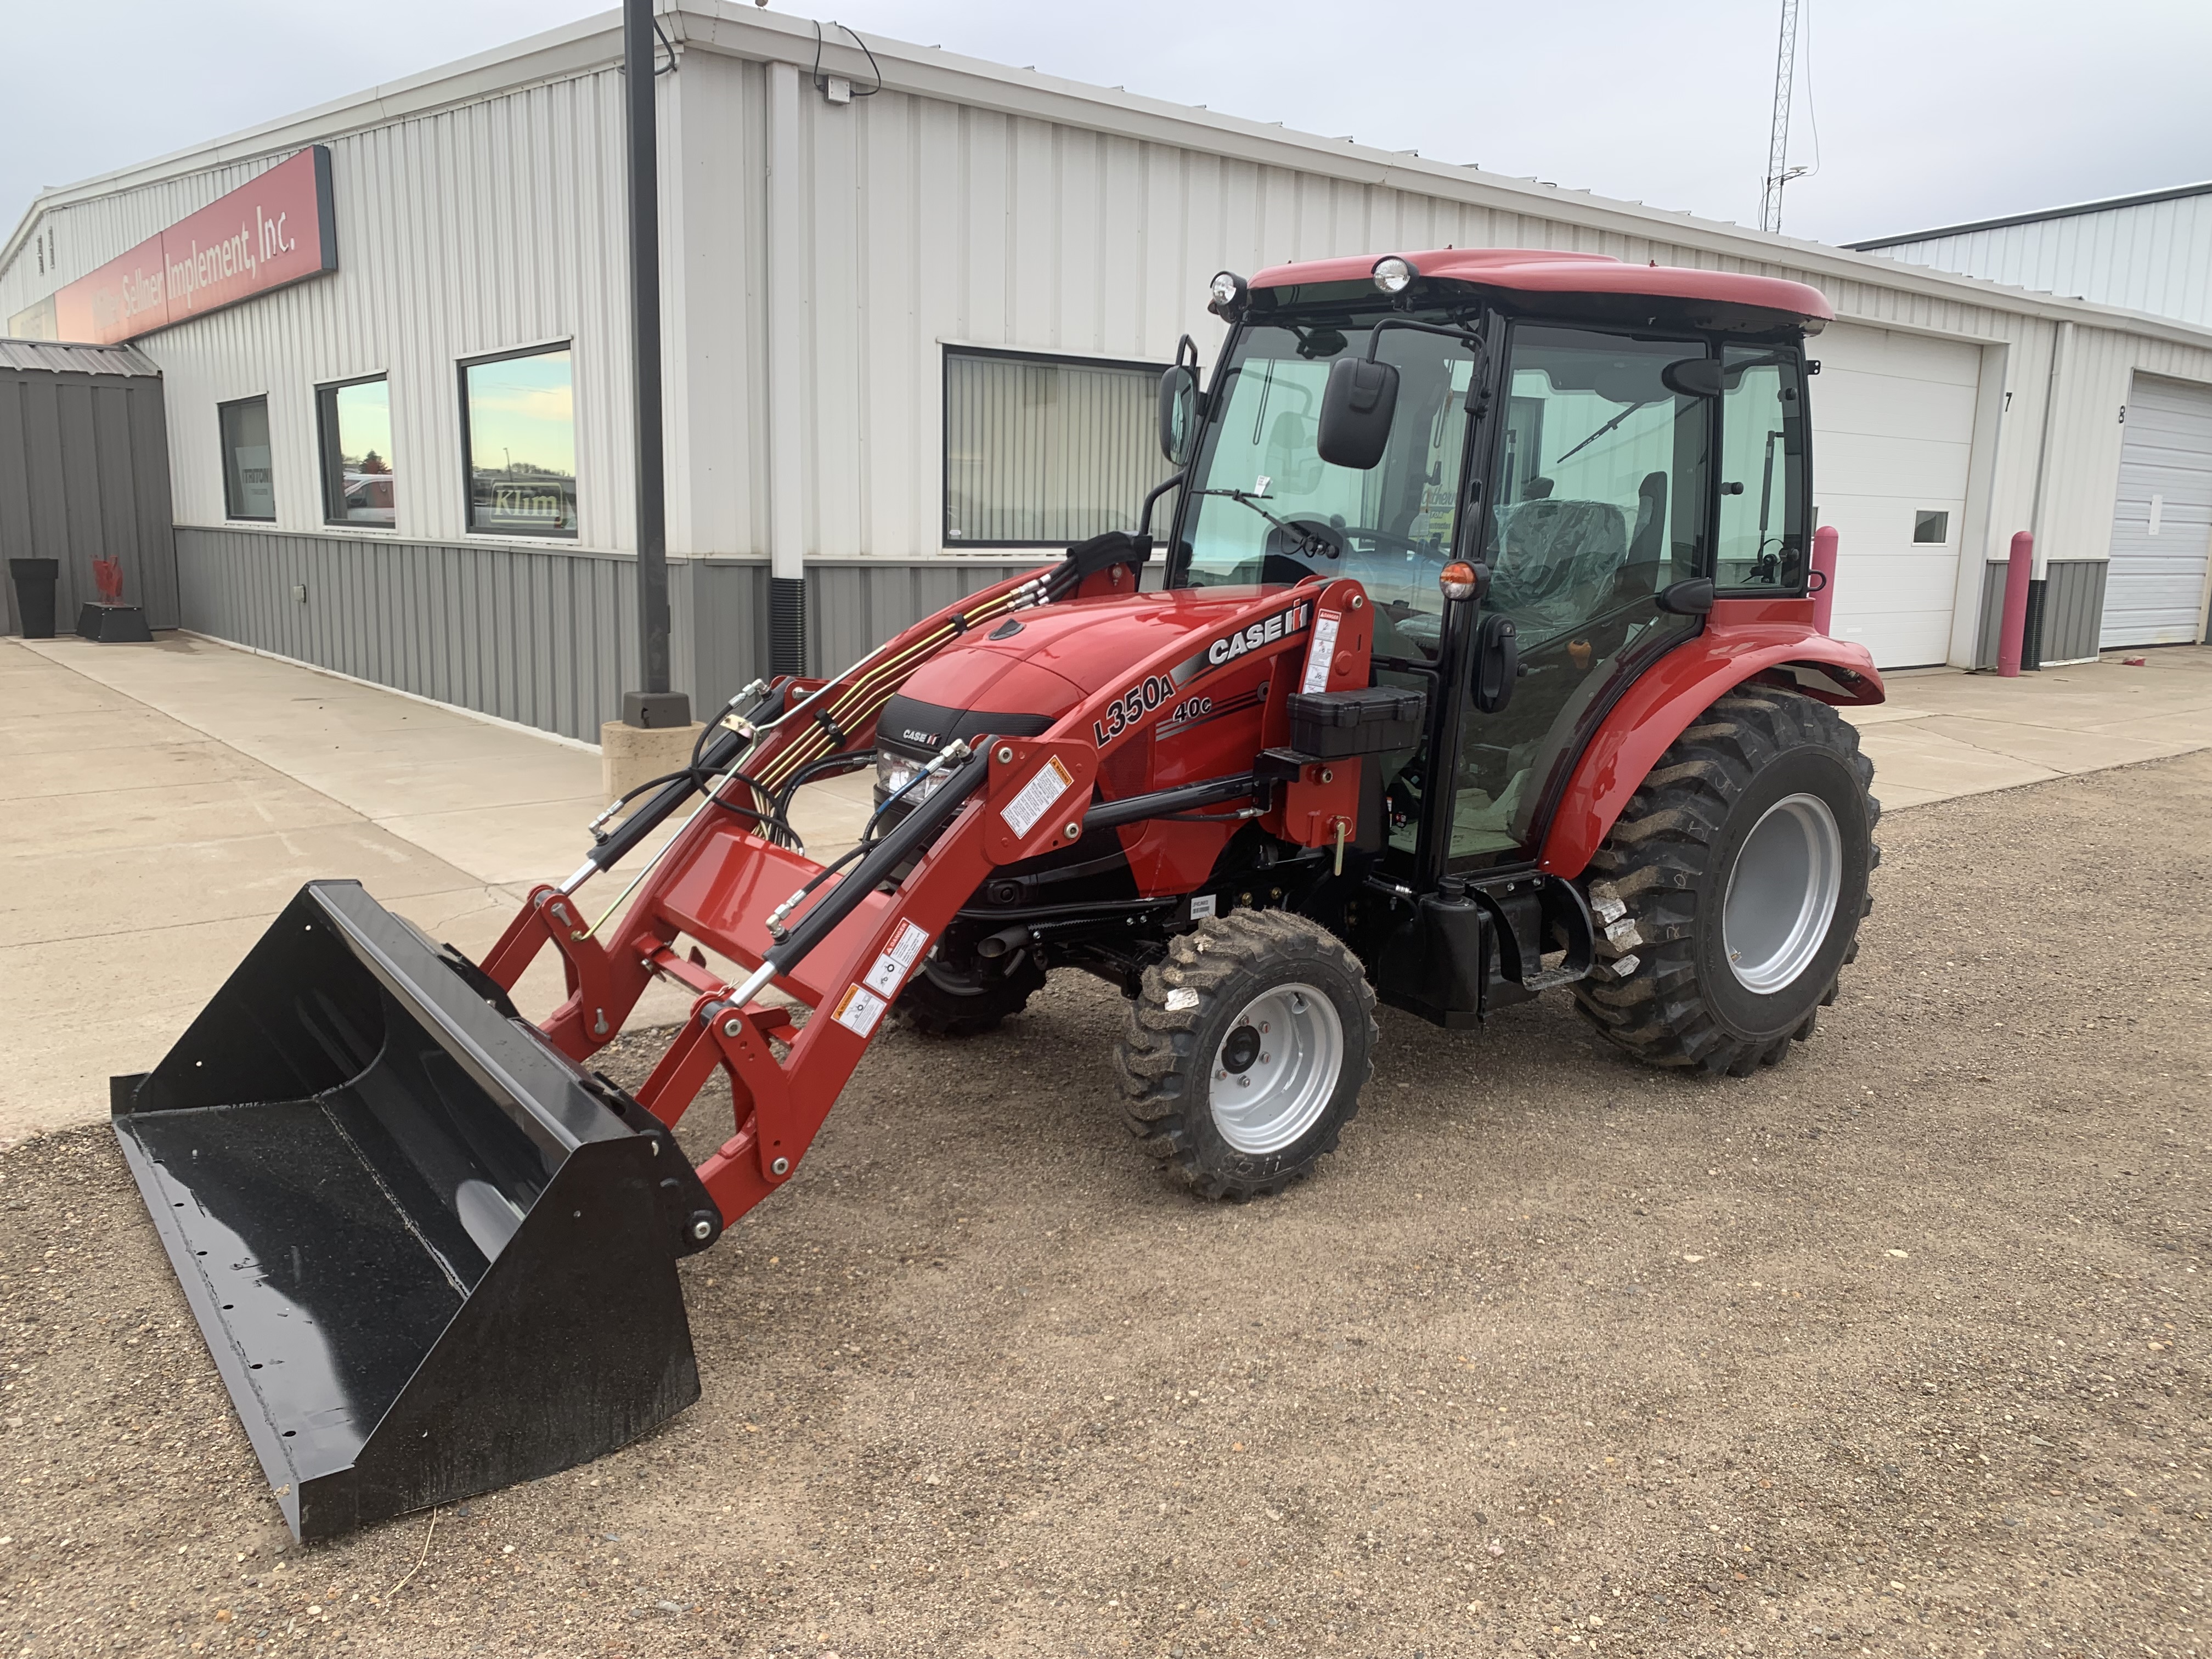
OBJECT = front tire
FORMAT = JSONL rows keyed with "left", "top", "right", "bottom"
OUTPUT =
{"left": 1572, "top": 687, "right": 1879, "bottom": 1074}
{"left": 1115, "top": 911, "right": 1376, "bottom": 1199}
{"left": 895, "top": 949, "right": 1045, "bottom": 1038}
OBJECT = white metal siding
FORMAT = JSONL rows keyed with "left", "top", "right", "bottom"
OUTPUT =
{"left": 1869, "top": 192, "right": 2212, "bottom": 331}
{"left": 2103, "top": 375, "right": 2212, "bottom": 647}
{"left": 1807, "top": 325, "right": 1983, "bottom": 666}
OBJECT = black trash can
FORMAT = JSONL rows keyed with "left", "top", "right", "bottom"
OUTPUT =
{"left": 9, "top": 558, "right": 59, "bottom": 640}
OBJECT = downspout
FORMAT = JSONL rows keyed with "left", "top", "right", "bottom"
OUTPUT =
{"left": 765, "top": 59, "right": 808, "bottom": 676}
{"left": 2021, "top": 318, "right": 2073, "bottom": 671}
{"left": 2027, "top": 320, "right": 2072, "bottom": 572}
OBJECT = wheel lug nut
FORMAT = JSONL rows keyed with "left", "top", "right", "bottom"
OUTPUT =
{"left": 1259, "top": 1053, "right": 1269, "bottom": 1064}
{"left": 1239, "top": 1076, "right": 1251, "bottom": 1087}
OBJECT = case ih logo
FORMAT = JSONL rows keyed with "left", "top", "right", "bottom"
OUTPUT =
{"left": 1206, "top": 601, "right": 1311, "bottom": 667}
{"left": 1092, "top": 601, "right": 1311, "bottom": 748}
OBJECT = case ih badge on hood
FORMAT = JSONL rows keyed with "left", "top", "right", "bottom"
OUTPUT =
{"left": 1092, "top": 600, "right": 1312, "bottom": 748}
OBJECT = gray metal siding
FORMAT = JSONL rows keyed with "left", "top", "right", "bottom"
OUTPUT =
{"left": 1970, "top": 558, "right": 2106, "bottom": 667}
{"left": 2042, "top": 560, "right": 2108, "bottom": 662}
{"left": 172, "top": 526, "right": 1043, "bottom": 738}
{"left": 806, "top": 559, "right": 1040, "bottom": 673}
{"left": 1973, "top": 563, "right": 2006, "bottom": 670}
{"left": 176, "top": 527, "right": 636, "bottom": 739}
{"left": 0, "top": 362, "right": 176, "bottom": 633}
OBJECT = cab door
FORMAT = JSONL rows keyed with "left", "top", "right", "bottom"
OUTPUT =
{"left": 1441, "top": 323, "right": 1713, "bottom": 866}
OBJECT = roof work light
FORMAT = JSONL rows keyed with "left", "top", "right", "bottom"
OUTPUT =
{"left": 1372, "top": 255, "right": 1417, "bottom": 294}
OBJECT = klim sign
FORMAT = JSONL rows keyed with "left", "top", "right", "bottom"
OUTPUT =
{"left": 26, "top": 148, "right": 336, "bottom": 346}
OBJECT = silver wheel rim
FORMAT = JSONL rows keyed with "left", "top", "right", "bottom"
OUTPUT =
{"left": 1722, "top": 792, "right": 1843, "bottom": 994}
{"left": 1207, "top": 981, "right": 1344, "bottom": 1155}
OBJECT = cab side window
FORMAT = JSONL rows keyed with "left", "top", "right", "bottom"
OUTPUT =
{"left": 1715, "top": 346, "right": 1807, "bottom": 590}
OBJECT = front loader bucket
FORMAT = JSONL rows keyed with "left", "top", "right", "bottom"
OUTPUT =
{"left": 112, "top": 881, "right": 706, "bottom": 1541}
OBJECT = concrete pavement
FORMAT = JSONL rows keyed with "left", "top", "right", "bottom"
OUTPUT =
{"left": 4, "top": 630, "right": 2206, "bottom": 1146}
{"left": 2, "top": 634, "right": 873, "bottom": 1146}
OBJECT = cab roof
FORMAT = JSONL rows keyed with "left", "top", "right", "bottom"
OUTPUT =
{"left": 1249, "top": 248, "right": 1833, "bottom": 326}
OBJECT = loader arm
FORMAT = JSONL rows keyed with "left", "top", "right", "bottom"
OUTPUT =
{"left": 532, "top": 574, "right": 1374, "bottom": 1231}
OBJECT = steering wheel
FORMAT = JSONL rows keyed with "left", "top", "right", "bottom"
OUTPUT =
{"left": 1266, "top": 520, "right": 1435, "bottom": 563}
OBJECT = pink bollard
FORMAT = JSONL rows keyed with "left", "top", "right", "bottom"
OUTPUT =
{"left": 1997, "top": 531, "right": 2034, "bottom": 678}
{"left": 1810, "top": 525, "right": 1839, "bottom": 635}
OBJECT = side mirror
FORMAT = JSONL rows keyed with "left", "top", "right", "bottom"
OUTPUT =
{"left": 1317, "top": 356, "right": 1400, "bottom": 470}
{"left": 1158, "top": 365, "right": 1199, "bottom": 466}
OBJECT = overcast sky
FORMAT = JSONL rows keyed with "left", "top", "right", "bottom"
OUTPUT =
{"left": 5, "top": 0, "right": 2208, "bottom": 252}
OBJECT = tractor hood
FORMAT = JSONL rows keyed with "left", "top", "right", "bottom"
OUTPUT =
{"left": 875, "top": 585, "right": 1284, "bottom": 756}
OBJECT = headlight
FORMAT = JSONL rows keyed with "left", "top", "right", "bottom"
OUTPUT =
{"left": 1372, "top": 255, "right": 1417, "bottom": 294}
{"left": 1208, "top": 269, "right": 1248, "bottom": 313}
{"left": 876, "top": 747, "right": 947, "bottom": 805}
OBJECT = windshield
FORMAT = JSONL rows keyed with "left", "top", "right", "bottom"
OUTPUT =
{"left": 1171, "top": 313, "right": 1479, "bottom": 658}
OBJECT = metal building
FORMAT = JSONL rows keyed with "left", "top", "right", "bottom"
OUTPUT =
{"left": 1853, "top": 183, "right": 2212, "bottom": 648}
{"left": 1850, "top": 182, "right": 2212, "bottom": 331}
{"left": 3, "top": 5, "right": 2210, "bottom": 738}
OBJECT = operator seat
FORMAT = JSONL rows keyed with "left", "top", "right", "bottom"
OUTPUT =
{"left": 1487, "top": 496, "right": 1632, "bottom": 638}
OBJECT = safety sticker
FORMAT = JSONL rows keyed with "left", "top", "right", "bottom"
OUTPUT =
{"left": 862, "top": 918, "right": 932, "bottom": 997}
{"left": 1301, "top": 609, "right": 1342, "bottom": 694}
{"left": 830, "top": 982, "right": 889, "bottom": 1038}
{"left": 1000, "top": 754, "right": 1075, "bottom": 838}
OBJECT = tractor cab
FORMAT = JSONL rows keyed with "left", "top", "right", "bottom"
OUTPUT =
{"left": 1161, "top": 249, "right": 1831, "bottom": 883}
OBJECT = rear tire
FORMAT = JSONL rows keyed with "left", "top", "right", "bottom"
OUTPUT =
{"left": 1115, "top": 911, "right": 1376, "bottom": 1199}
{"left": 895, "top": 949, "right": 1045, "bottom": 1038}
{"left": 1571, "top": 687, "right": 1879, "bottom": 1074}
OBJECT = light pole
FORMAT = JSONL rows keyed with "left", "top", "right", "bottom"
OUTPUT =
{"left": 619, "top": 0, "right": 685, "bottom": 732}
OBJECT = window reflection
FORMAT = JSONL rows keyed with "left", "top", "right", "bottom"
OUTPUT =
{"left": 462, "top": 347, "right": 576, "bottom": 537}
{"left": 317, "top": 377, "right": 395, "bottom": 528}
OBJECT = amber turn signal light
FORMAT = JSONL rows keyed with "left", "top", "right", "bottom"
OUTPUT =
{"left": 1439, "top": 561, "right": 1480, "bottom": 601}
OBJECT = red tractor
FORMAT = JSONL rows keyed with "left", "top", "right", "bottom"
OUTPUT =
{"left": 114, "top": 249, "right": 1881, "bottom": 1539}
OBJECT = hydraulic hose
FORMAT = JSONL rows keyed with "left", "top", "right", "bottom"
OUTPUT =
{"left": 746, "top": 749, "right": 990, "bottom": 989}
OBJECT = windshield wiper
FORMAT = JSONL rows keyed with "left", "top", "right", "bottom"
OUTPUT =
{"left": 1553, "top": 399, "right": 1656, "bottom": 467}
{"left": 1192, "top": 489, "right": 1338, "bottom": 559}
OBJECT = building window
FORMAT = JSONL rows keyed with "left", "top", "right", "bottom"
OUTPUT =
{"left": 317, "top": 375, "right": 396, "bottom": 528}
{"left": 943, "top": 347, "right": 1165, "bottom": 546}
{"left": 219, "top": 396, "right": 276, "bottom": 522}
{"left": 460, "top": 345, "right": 576, "bottom": 537}
{"left": 1912, "top": 509, "right": 1950, "bottom": 544}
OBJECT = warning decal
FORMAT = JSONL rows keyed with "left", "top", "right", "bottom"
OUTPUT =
{"left": 1000, "top": 754, "right": 1076, "bottom": 838}
{"left": 1300, "top": 610, "right": 1342, "bottom": 695}
{"left": 831, "top": 983, "right": 889, "bottom": 1037}
{"left": 862, "top": 918, "right": 932, "bottom": 997}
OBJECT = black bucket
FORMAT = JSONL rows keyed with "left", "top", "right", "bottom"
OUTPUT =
{"left": 112, "top": 881, "right": 719, "bottom": 1541}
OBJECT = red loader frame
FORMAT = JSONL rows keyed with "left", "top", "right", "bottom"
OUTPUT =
{"left": 478, "top": 569, "right": 1376, "bottom": 1233}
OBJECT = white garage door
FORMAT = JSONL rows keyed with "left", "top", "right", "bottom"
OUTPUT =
{"left": 1808, "top": 324, "right": 1982, "bottom": 668}
{"left": 2103, "top": 375, "right": 2212, "bottom": 648}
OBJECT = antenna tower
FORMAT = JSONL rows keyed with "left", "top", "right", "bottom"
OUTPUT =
{"left": 1760, "top": 0, "right": 1807, "bottom": 234}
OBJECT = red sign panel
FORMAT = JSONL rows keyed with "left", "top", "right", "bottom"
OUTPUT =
{"left": 50, "top": 148, "right": 336, "bottom": 346}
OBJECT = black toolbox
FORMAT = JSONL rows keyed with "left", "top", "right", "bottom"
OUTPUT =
{"left": 1287, "top": 685, "right": 1427, "bottom": 758}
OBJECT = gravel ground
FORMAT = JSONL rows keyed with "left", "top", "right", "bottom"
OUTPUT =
{"left": 2, "top": 751, "right": 2207, "bottom": 1659}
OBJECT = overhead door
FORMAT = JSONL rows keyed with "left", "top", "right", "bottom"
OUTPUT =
{"left": 2103, "top": 375, "right": 2212, "bottom": 648}
{"left": 1808, "top": 324, "right": 1983, "bottom": 668}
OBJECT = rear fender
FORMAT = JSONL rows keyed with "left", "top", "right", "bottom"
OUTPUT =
{"left": 1536, "top": 612, "right": 1882, "bottom": 879}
